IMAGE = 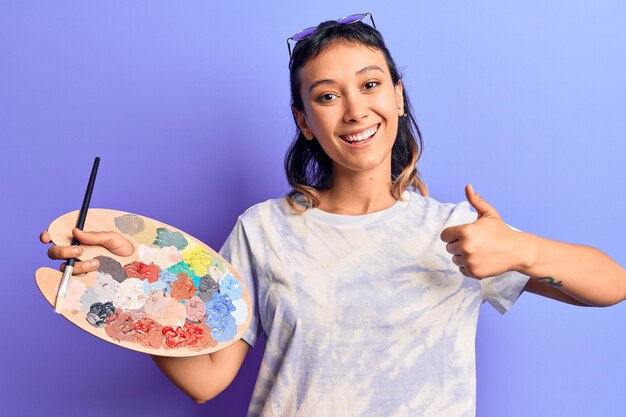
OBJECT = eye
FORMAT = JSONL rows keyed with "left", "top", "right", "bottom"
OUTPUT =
{"left": 363, "top": 81, "right": 380, "bottom": 90}
{"left": 316, "top": 93, "right": 339, "bottom": 103}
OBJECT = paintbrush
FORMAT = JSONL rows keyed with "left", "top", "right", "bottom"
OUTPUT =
{"left": 54, "top": 157, "right": 100, "bottom": 314}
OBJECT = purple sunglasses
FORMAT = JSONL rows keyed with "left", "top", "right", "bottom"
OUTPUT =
{"left": 287, "top": 12, "right": 376, "bottom": 56}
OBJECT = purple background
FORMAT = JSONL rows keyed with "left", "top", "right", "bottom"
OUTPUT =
{"left": 2, "top": 1, "right": 625, "bottom": 416}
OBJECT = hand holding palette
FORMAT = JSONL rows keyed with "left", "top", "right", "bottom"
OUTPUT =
{"left": 36, "top": 209, "right": 251, "bottom": 357}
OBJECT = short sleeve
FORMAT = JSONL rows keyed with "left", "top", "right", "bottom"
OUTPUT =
{"left": 479, "top": 271, "right": 529, "bottom": 314}
{"left": 219, "top": 218, "right": 261, "bottom": 347}
{"left": 458, "top": 201, "right": 530, "bottom": 315}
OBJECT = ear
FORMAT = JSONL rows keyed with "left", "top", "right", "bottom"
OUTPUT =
{"left": 292, "top": 107, "right": 314, "bottom": 140}
{"left": 395, "top": 80, "right": 405, "bottom": 117}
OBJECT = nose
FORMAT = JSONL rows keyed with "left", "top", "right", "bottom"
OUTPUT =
{"left": 343, "top": 92, "right": 369, "bottom": 123}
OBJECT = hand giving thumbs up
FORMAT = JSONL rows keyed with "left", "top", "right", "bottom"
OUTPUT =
{"left": 439, "top": 184, "right": 525, "bottom": 279}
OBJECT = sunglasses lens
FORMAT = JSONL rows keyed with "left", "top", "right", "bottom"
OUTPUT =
{"left": 287, "top": 13, "right": 373, "bottom": 57}
{"left": 336, "top": 13, "right": 365, "bottom": 24}
{"left": 292, "top": 26, "right": 317, "bottom": 41}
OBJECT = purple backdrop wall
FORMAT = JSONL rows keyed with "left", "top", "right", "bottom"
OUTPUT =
{"left": 2, "top": 1, "right": 625, "bottom": 416}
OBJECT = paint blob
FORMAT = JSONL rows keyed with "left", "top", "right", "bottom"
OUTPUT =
{"left": 162, "top": 323, "right": 215, "bottom": 349}
{"left": 144, "top": 290, "right": 167, "bottom": 317}
{"left": 143, "top": 279, "right": 167, "bottom": 294}
{"left": 64, "top": 279, "right": 87, "bottom": 313}
{"left": 185, "top": 296, "right": 207, "bottom": 323}
{"left": 154, "top": 228, "right": 188, "bottom": 250}
{"left": 132, "top": 222, "right": 158, "bottom": 246}
{"left": 181, "top": 245, "right": 213, "bottom": 277}
{"left": 205, "top": 292, "right": 237, "bottom": 342}
{"left": 209, "top": 314, "right": 237, "bottom": 343}
{"left": 123, "top": 261, "right": 161, "bottom": 283}
{"left": 96, "top": 256, "right": 128, "bottom": 283}
{"left": 157, "top": 270, "right": 178, "bottom": 294}
{"left": 170, "top": 273, "right": 197, "bottom": 302}
{"left": 80, "top": 272, "right": 119, "bottom": 311}
{"left": 105, "top": 311, "right": 136, "bottom": 342}
{"left": 219, "top": 274, "right": 243, "bottom": 300}
{"left": 114, "top": 214, "right": 145, "bottom": 235}
{"left": 159, "top": 297, "right": 187, "bottom": 327}
{"left": 231, "top": 299, "right": 248, "bottom": 325}
{"left": 113, "top": 278, "right": 148, "bottom": 310}
{"left": 167, "top": 261, "right": 196, "bottom": 280}
{"left": 208, "top": 265, "right": 226, "bottom": 281}
{"left": 138, "top": 244, "right": 182, "bottom": 269}
{"left": 197, "top": 275, "right": 219, "bottom": 302}
{"left": 86, "top": 302, "right": 116, "bottom": 327}
{"left": 134, "top": 318, "right": 164, "bottom": 349}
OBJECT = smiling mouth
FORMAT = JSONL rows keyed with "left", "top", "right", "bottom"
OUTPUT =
{"left": 339, "top": 124, "right": 380, "bottom": 144}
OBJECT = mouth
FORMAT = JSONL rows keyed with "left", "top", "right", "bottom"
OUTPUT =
{"left": 339, "top": 124, "right": 380, "bottom": 145}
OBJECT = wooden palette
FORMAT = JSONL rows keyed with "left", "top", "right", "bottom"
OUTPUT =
{"left": 35, "top": 208, "right": 251, "bottom": 357}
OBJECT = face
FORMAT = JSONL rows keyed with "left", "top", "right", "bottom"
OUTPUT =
{"left": 294, "top": 41, "right": 404, "bottom": 179}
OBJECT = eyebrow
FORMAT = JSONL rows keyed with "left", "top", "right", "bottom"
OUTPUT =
{"left": 307, "top": 65, "right": 386, "bottom": 94}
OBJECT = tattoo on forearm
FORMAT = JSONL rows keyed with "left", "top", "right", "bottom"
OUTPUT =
{"left": 536, "top": 276, "right": 564, "bottom": 287}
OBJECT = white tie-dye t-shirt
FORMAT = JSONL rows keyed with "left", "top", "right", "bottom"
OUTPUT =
{"left": 219, "top": 191, "right": 530, "bottom": 417}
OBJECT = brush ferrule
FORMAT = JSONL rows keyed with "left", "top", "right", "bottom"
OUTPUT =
{"left": 54, "top": 266, "right": 74, "bottom": 314}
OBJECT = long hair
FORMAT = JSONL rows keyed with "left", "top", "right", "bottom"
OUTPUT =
{"left": 285, "top": 20, "right": 428, "bottom": 212}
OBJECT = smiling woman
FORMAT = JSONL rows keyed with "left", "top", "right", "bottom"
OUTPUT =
{"left": 285, "top": 21, "right": 428, "bottom": 214}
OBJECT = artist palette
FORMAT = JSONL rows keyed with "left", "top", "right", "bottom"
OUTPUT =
{"left": 35, "top": 209, "right": 251, "bottom": 357}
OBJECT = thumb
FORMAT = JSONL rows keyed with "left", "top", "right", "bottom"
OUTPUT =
{"left": 72, "top": 228, "right": 135, "bottom": 257}
{"left": 465, "top": 184, "right": 497, "bottom": 219}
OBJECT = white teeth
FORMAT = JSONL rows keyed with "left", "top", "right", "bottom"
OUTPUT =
{"left": 342, "top": 125, "right": 378, "bottom": 143}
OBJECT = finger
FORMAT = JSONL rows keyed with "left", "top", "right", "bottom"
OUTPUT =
{"left": 72, "top": 229, "right": 135, "bottom": 256}
{"left": 445, "top": 241, "right": 462, "bottom": 255}
{"left": 60, "top": 258, "right": 99, "bottom": 275}
{"left": 452, "top": 254, "right": 464, "bottom": 267}
{"left": 440, "top": 225, "right": 462, "bottom": 243}
{"left": 60, "top": 262, "right": 87, "bottom": 277}
{"left": 459, "top": 266, "right": 472, "bottom": 278}
{"left": 465, "top": 184, "right": 498, "bottom": 219}
{"left": 40, "top": 230, "right": 51, "bottom": 244}
{"left": 48, "top": 244, "right": 83, "bottom": 260}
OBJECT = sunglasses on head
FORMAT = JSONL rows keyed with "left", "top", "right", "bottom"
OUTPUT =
{"left": 287, "top": 12, "right": 377, "bottom": 57}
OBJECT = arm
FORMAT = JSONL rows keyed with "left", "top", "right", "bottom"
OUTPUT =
{"left": 517, "top": 232, "right": 626, "bottom": 307}
{"left": 40, "top": 229, "right": 251, "bottom": 403}
{"left": 151, "top": 339, "right": 250, "bottom": 403}
{"left": 440, "top": 185, "right": 626, "bottom": 308}
{"left": 522, "top": 275, "right": 589, "bottom": 306}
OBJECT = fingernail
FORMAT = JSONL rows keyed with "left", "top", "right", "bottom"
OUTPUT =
{"left": 90, "top": 260, "right": 98, "bottom": 269}
{"left": 73, "top": 247, "right": 81, "bottom": 256}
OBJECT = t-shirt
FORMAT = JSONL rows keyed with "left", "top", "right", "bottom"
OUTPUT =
{"left": 219, "top": 191, "right": 530, "bottom": 417}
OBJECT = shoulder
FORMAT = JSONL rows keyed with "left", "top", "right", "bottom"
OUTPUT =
{"left": 236, "top": 195, "right": 294, "bottom": 227}
{"left": 404, "top": 191, "right": 476, "bottom": 224}
{"left": 407, "top": 191, "right": 521, "bottom": 231}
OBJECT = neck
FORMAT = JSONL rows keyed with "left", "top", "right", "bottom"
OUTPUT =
{"left": 317, "top": 164, "right": 397, "bottom": 215}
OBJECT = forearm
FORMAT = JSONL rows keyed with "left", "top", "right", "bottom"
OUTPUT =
{"left": 151, "top": 354, "right": 223, "bottom": 403}
{"left": 150, "top": 338, "right": 249, "bottom": 403}
{"left": 517, "top": 232, "right": 626, "bottom": 307}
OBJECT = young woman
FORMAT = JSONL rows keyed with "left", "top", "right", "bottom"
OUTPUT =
{"left": 40, "top": 14, "right": 626, "bottom": 417}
